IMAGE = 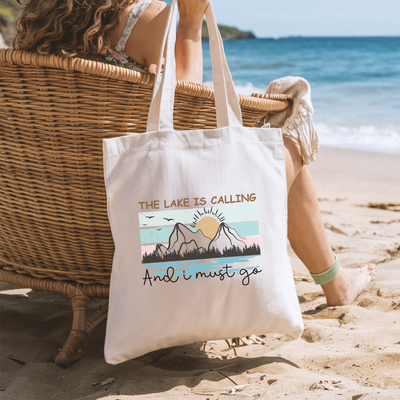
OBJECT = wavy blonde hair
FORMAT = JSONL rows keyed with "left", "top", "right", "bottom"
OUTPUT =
{"left": 13, "top": 0, "right": 135, "bottom": 57}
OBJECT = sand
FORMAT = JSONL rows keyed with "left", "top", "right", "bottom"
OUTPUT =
{"left": 1, "top": 146, "right": 399, "bottom": 400}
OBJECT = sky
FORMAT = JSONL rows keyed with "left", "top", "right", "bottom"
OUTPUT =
{"left": 166, "top": 0, "right": 400, "bottom": 38}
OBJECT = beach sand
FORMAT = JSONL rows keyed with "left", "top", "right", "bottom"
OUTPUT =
{"left": 1, "top": 147, "right": 399, "bottom": 400}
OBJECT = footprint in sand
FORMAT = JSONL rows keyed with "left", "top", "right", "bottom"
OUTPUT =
{"left": 331, "top": 245, "right": 351, "bottom": 252}
{"left": 324, "top": 223, "right": 348, "bottom": 236}
{"left": 367, "top": 202, "right": 400, "bottom": 212}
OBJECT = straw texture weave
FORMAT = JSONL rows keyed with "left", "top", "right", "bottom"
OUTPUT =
{"left": 0, "top": 48, "right": 291, "bottom": 286}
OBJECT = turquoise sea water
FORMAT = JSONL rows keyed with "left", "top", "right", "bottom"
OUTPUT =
{"left": 203, "top": 37, "right": 400, "bottom": 154}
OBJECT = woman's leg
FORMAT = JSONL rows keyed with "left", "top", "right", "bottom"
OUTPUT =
{"left": 284, "top": 137, "right": 376, "bottom": 306}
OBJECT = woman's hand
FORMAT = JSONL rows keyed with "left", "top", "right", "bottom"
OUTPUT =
{"left": 175, "top": 0, "right": 210, "bottom": 83}
{"left": 177, "top": 0, "right": 210, "bottom": 32}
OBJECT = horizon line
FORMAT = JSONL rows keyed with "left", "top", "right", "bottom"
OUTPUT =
{"left": 242, "top": 35, "right": 400, "bottom": 40}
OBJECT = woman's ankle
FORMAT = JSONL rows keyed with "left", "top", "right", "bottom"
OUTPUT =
{"left": 321, "top": 264, "right": 376, "bottom": 306}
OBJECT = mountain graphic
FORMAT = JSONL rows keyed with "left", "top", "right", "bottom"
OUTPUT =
{"left": 142, "top": 222, "right": 260, "bottom": 263}
{"left": 209, "top": 223, "right": 246, "bottom": 252}
{"left": 168, "top": 223, "right": 211, "bottom": 254}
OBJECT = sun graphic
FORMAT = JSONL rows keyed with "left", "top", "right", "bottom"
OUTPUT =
{"left": 196, "top": 216, "right": 220, "bottom": 239}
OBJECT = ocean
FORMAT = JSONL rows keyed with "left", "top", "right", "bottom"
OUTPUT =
{"left": 202, "top": 37, "right": 400, "bottom": 154}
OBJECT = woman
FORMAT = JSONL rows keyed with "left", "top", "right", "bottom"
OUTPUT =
{"left": 13, "top": 0, "right": 206, "bottom": 82}
{"left": 13, "top": 0, "right": 376, "bottom": 306}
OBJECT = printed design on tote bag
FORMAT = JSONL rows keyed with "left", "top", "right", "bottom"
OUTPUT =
{"left": 139, "top": 204, "right": 262, "bottom": 286}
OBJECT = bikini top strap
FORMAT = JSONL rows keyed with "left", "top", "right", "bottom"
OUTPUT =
{"left": 114, "top": 0, "right": 154, "bottom": 53}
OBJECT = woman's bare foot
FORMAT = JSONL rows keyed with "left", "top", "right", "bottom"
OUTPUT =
{"left": 321, "top": 264, "right": 377, "bottom": 306}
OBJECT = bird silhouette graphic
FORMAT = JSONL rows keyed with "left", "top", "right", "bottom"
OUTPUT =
{"left": 163, "top": 218, "right": 174, "bottom": 221}
{"left": 156, "top": 228, "right": 162, "bottom": 231}
{"left": 145, "top": 216, "right": 155, "bottom": 219}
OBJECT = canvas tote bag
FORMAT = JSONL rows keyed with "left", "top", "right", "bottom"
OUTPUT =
{"left": 103, "top": 0, "right": 303, "bottom": 365}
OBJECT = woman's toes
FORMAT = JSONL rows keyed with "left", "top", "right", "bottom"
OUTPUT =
{"left": 365, "top": 263, "right": 377, "bottom": 277}
{"left": 356, "top": 263, "right": 377, "bottom": 283}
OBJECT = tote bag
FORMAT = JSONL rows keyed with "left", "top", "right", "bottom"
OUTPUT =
{"left": 103, "top": 0, "right": 303, "bottom": 365}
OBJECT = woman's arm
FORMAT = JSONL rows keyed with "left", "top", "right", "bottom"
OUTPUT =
{"left": 175, "top": 0, "right": 209, "bottom": 83}
{"left": 121, "top": 0, "right": 209, "bottom": 84}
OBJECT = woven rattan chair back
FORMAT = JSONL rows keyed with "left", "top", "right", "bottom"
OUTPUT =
{"left": 0, "top": 48, "right": 291, "bottom": 286}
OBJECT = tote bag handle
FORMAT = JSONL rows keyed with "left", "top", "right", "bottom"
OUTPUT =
{"left": 146, "top": 0, "right": 243, "bottom": 132}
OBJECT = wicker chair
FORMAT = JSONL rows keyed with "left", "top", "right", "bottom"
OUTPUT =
{"left": 0, "top": 48, "right": 291, "bottom": 367}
